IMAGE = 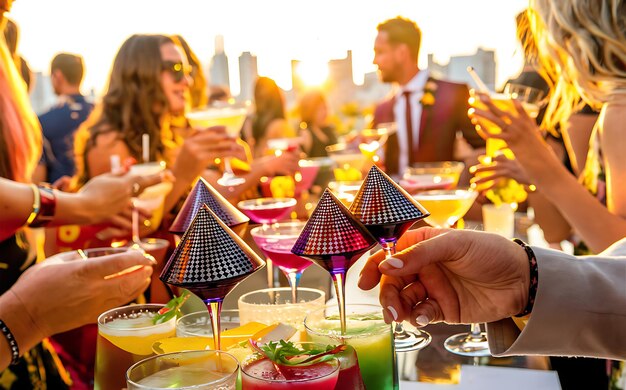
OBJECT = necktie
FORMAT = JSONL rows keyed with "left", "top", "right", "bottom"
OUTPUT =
{"left": 403, "top": 90, "right": 414, "bottom": 164}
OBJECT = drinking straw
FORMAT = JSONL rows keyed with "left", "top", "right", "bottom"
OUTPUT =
{"left": 110, "top": 155, "right": 121, "bottom": 174}
{"left": 466, "top": 66, "right": 490, "bottom": 93}
{"left": 142, "top": 133, "right": 150, "bottom": 163}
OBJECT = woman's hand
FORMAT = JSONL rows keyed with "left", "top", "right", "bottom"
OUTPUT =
{"left": 470, "top": 154, "right": 532, "bottom": 191}
{"left": 358, "top": 227, "right": 529, "bottom": 327}
{"left": 258, "top": 151, "right": 300, "bottom": 177}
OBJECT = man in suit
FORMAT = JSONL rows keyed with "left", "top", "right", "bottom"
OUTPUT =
{"left": 358, "top": 227, "right": 626, "bottom": 360}
{"left": 372, "top": 17, "right": 485, "bottom": 177}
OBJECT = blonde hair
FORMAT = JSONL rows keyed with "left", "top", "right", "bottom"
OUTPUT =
{"left": 529, "top": 0, "right": 626, "bottom": 130}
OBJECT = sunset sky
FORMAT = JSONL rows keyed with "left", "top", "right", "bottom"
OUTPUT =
{"left": 10, "top": 0, "right": 528, "bottom": 95}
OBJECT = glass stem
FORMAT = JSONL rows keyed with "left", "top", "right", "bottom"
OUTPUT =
{"left": 206, "top": 299, "right": 223, "bottom": 351}
{"left": 266, "top": 259, "right": 274, "bottom": 289}
{"left": 469, "top": 323, "right": 483, "bottom": 339}
{"left": 332, "top": 272, "right": 347, "bottom": 335}
{"left": 223, "top": 158, "right": 234, "bottom": 176}
{"left": 286, "top": 271, "right": 301, "bottom": 303}
{"left": 382, "top": 239, "right": 406, "bottom": 335}
{"left": 131, "top": 198, "right": 140, "bottom": 244}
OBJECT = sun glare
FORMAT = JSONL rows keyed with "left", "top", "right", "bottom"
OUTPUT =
{"left": 295, "top": 60, "right": 329, "bottom": 88}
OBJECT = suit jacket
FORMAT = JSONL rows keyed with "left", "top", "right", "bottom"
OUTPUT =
{"left": 372, "top": 78, "right": 485, "bottom": 176}
{"left": 487, "top": 238, "right": 626, "bottom": 360}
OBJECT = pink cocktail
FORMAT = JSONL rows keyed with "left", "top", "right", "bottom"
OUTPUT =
{"left": 238, "top": 198, "right": 297, "bottom": 226}
{"left": 250, "top": 221, "right": 308, "bottom": 302}
{"left": 241, "top": 356, "right": 339, "bottom": 390}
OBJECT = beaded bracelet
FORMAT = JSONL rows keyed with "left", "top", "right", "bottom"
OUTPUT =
{"left": 513, "top": 238, "right": 538, "bottom": 317}
{"left": 0, "top": 319, "right": 19, "bottom": 365}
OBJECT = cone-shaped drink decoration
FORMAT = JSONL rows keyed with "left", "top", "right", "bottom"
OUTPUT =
{"left": 160, "top": 204, "right": 264, "bottom": 350}
{"left": 350, "top": 164, "right": 429, "bottom": 242}
{"left": 292, "top": 188, "right": 376, "bottom": 334}
{"left": 350, "top": 164, "right": 433, "bottom": 352}
{"left": 169, "top": 178, "right": 249, "bottom": 237}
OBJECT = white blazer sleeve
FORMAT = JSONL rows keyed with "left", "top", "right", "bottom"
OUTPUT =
{"left": 487, "top": 239, "right": 626, "bottom": 360}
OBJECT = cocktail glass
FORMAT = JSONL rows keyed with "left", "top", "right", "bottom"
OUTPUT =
{"left": 169, "top": 177, "right": 249, "bottom": 239}
{"left": 249, "top": 221, "right": 309, "bottom": 302}
{"left": 160, "top": 204, "right": 265, "bottom": 352}
{"left": 325, "top": 143, "right": 366, "bottom": 182}
{"left": 128, "top": 161, "right": 171, "bottom": 242}
{"left": 126, "top": 350, "right": 239, "bottom": 389}
{"left": 238, "top": 287, "right": 325, "bottom": 335}
{"left": 358, "top": 122, "right": 398, "bottom": 162}
{"left": 186, "top": 101, "right": 250, "bottom": 187}
{"left": 349, "top": 165, "right": 432, "bottom": 353}
{"left": 305, "top": 304, "right": 398, "bottom": 390}
{"left": 327, "top": 180, "right": 363, "bottom": 207}
{"left": 400, "top": 161, "right": 465, "bottom": 194}
{"left": 291, "top": 189, "right": 377, "bottom": 334}
{"left": 94, "top": 304, "right": 177, "bottom": 390}
{"left": 413, "top": 189, "right": 489, "bottom": 356}
{"left": 238, "top": 197, "right": 297, "bottom": 289}
{"left": 240, "top": 342, "right": 341, "bottom": 389}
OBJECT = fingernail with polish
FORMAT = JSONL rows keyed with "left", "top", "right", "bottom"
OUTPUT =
{"left": 383, "top": 257, "right": 404, "bottom": 269}
{"left": 416, "top": 315, "right": 430, "bottom": 327}
{"left": 387, "top": 306, "right": 398, "bottom": 321}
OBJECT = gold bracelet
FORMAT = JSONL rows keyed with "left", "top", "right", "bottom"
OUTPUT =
{"left": 25, "top": 184, "right": 41, "bottom": 225}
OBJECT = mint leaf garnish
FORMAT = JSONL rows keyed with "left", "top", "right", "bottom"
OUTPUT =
{"left": 152, "top": 290, "right": 190, "bottom": 325}
{"left": 250, "top": 339, "right": 345, "bottom": 366}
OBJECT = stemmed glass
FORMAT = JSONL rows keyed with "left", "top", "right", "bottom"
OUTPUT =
{"left": 358, "top": 122, "right": 397, "bottom": 162}
{"left": 292, "top": 189, "right": 378, "bottom": 334}
{"left": 238, "top": 197, "right": 297, "bottom": 289}
{"left": 250, "top": 221, "right": 310, "bottom": 303}
{"left": 399, "top": 161, "right": 465, "bottom": 194}
{"left": 160, "top": 204, "right": 265, "bottom": 351}
{"left": 349, "top": 165, "right": 432, "bottom": 352}
{"left": 412, "top": 188, "right": 489, "bottom": 356}
{"left": 186, "top": 100, "right": 250, "bottom": 187}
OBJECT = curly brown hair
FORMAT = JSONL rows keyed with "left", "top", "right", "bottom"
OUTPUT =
{"left": 74, "top": 34, "right": 175, "bottom": 186}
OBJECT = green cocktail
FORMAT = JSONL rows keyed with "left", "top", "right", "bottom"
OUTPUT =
{"left": 304, "top": 304, "right": 398, "bottom": 390}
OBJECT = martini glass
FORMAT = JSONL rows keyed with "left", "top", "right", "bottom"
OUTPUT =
{"left": 358, "top": 122, "right": 397, "bottom": 162}
{"left": 413, "top": 188, "right": 489, "bottom": 356}
{"left": 400, "top": 161, "right": 465, "bottom": 194}
{"left": 169, "top": 177, "right": 249, "bottom": 239}
{"left": 292, "top": 189, "right": 378, "bottom": 334}
{"left": 160, "top": 204, "right": 265, "bottom": 352}
{"left": 238, "top": 197, "right": 297, "bottom": 288}
{"left": 349, "top": 165, "right": 432, "bottom": 352}
{"left": 250, "top": 221, "right": 309, "bottom": 303}
{"left": 325, "top": 143, "right": 366, "bottom": 182}
{"left": 186, "top": 101, "right": 250, "bottom": 187}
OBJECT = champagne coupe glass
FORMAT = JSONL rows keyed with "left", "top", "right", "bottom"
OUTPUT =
{"left": 358, "top": 122, "right": 397, "bottom": 162}
{"left": 413, "top": 188, "right": 490, "bottom": 356}
{"left": 349, "top": 165, "right": 432, "bottom": 352}
{"left": 325, "top": 143, "right": 366, "bottom": 182}
{"left": 400, "top": 161, "right": 465, "bottom": 194}
{"left": 292, "top": 189, "right": 377, "bottom": 334}
{"left": 160, "top": 205, "right": 265, "bottom": 352}
{"left": 238, "top": 197, "right": 297, "bottom": 289}
{"left": 250, "top": 221, "right": 309, "bottom": 303}
{"left": 186, "top": 100, "right": 250, "bottom": 187}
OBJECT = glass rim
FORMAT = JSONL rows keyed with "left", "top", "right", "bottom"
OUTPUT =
{"left": 53, "top": 246, "right": 131, "bottom": 262}
{"left": 304, "top": 303, "right": 388, "bottom": 339}
{"left": 241, "top": 354, "right": 339, "bottom": 384}
{"left": 238, "top": 287, "right": 325, "bottom": 304}
{"left": 412, "top": 188, "right": 477, "bottom": 197}
{"left": 176, "top": 309, "right": 240, "bottom": 324}
{"left": 97, "top": 303, "right": 174, "bottom": 330}
{"left": 126, "top": 349, "right": 239, "bottom": 389}
{"left": 237, "top": 197, "right": 297, "bottom": 210}
{"left": 249, "top": 220, "right": 307, "bottom": 237}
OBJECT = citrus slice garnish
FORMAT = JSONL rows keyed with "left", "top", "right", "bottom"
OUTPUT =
{"left": 252, "top": 322, "right": 297, "bottom": 343}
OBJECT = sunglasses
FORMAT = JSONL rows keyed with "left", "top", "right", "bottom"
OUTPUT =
{"left": 162, "top": 61, "right": 192, "bottom": 83}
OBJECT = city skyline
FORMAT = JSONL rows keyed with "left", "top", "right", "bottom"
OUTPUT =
{"left": 11, "top": 0, "right": 528, "bottom": 96}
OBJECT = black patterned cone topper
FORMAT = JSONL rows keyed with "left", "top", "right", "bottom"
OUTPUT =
{"left": 350, "top": 165, "right": 429, "bottom": 226}
{"left": 169, "top": 178, "right": 249, "bottom": 235}
{"left": 160, "top": 204, "right": 264, "bottom": 287}
{"left": 292, "top": 189, "right": 377, "bottom": 257}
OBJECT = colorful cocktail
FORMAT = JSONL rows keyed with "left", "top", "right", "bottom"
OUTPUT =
{"left": 126, "top": 350, "right": 239, "bottom": 389}
{"left": 160, "top": 205, "right": 265, "bottom": 352}
{"left": 292, "top": 189, "right": 377, "bottom": 334}
{"left": 94, "top": 304, "right": 176, "bottom": 390}
{"left": 349, "top": 165, "right": 431, "bottom": 352}
{"left": 413, "top": 189, "right": 479, "bottom": 228}
{"left": 305, "top": 304, "right": 397, "bottom": 390}
{"left": 400, "top": 161, "right": 465, "bottom": 194}
{"left": 325, "top": 143, "right": 366, "bottom": 181}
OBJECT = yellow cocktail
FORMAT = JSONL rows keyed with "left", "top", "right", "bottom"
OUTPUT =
{"left": 413, "top": 189, "right": 478, "bottom": 228}
{"left": 95, "top": 304, "right": 176, "bottom": 390}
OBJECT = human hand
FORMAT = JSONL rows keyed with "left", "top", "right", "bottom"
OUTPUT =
{"left": 259, "top": 151, "right": 300, "bottom": 177}
{"left": 357, "top": 227, "right": 529, "bottom": 327}
{"left": 470, "top": 154, "right": 532, "bottom": 191}
{"left": 75, "top": 171, "right": 166, "bottom": 225}
{"left": 175, "top": 126, "right": 244, "bottom": 180}
{"left": 9, "top": 250, "right": 155, "bottom": 339}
